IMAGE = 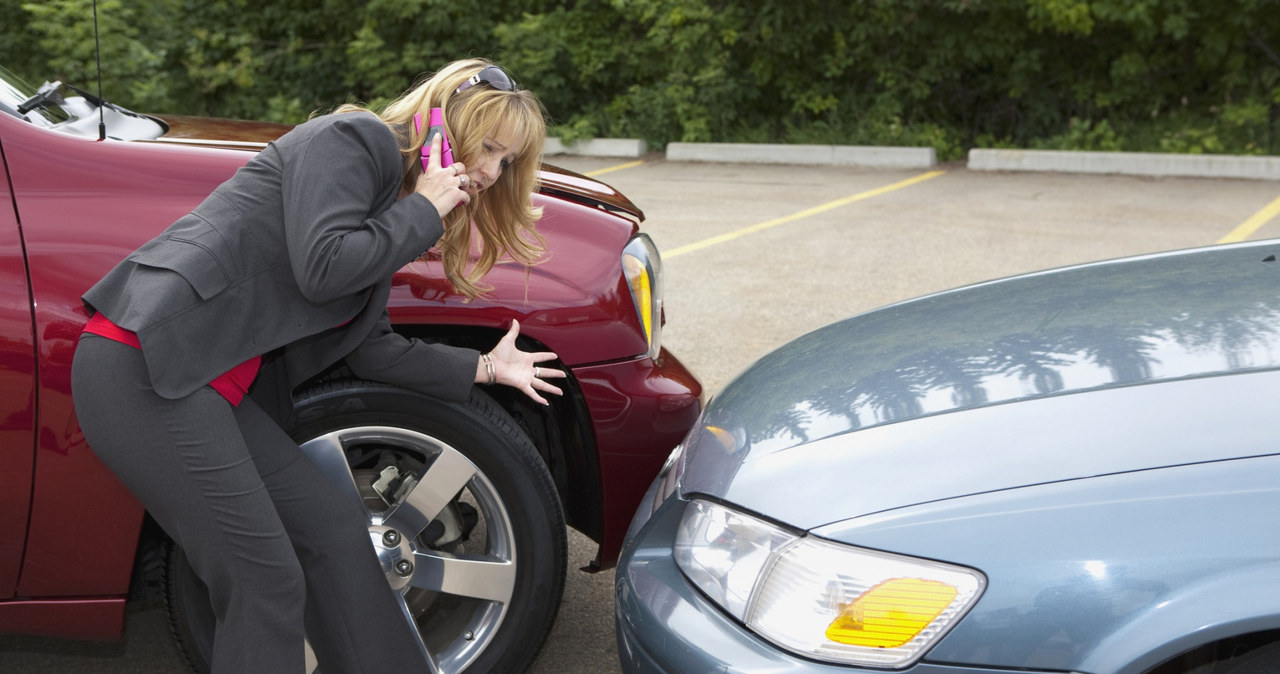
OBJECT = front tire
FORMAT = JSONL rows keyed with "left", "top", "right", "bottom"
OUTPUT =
{"left": 165, "top": 380, "right": 567, "bottom": 674}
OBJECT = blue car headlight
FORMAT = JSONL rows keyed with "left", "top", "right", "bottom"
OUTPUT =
{"left": 675, "top": 499, "right": 986, "bottom": 669}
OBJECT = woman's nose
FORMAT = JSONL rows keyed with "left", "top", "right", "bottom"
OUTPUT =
{"left": 482, "top": 157, "right": 503, "bottom": 183}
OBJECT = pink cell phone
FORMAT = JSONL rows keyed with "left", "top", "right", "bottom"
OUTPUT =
{"left": 413, "top": 108, "right": 453, "bottom": 171}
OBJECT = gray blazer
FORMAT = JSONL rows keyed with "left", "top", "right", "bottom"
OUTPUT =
{"left": 83, "top": 111, "right": 479, "bottom": 404}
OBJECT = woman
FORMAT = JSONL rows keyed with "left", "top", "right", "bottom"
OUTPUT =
{"left": 70, "top": 59, "right": 561, "bottom": 672}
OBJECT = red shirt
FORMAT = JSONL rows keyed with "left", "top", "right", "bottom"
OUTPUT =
{"left": 83, "top": 313, "right": 261, "bottom": 406}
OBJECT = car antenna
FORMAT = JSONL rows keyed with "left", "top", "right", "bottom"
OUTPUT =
{"left": 92, "top": 0, "right": 106, "bottom": 141}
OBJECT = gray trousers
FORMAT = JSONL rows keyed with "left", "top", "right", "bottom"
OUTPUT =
{"left": 72, "top": 334, "right": 428, "bottom": 673}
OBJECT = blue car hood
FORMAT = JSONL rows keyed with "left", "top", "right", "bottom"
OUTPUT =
{"left": 680, "top": 240, "right": 1280, "bottom": 529}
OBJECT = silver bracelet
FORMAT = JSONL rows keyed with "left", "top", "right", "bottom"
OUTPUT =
{"left": 481, "top": 352, "right": 496, "bottom": 385}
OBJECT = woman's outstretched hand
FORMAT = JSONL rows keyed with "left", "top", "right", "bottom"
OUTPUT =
{"left": 478, "top": 320, "right": 565, "bottom": 405}
{"left": 414, "top": 133, "right": 471, "bottom": 217}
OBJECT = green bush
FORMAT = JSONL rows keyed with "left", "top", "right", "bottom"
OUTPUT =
{"left": 500, "top": 0, "right": 1279, "bottom": 157}
{"left": 2, "top": 0, "right": 1276, "bottom": 157}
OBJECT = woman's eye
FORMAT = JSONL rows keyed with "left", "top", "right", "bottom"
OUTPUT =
{"left": 500, "top": 159, "right": 510, "bottom": 171}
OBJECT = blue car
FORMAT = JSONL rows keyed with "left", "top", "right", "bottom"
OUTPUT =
{"left": 616, "top": 240, "right": 1280, "bottom": 674}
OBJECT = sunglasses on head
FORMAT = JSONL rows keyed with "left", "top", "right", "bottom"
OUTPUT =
{"left": 455, "top": 65, "right": 518, "bottom": 94}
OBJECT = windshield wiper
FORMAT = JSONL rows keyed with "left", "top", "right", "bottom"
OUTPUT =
{"left": 16, "top": 80, "right": 64, "bottom": 115}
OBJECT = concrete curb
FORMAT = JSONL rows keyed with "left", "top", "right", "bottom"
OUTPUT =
{"left": 545, "top": 137, "right": 646, "bottom": 158}
{"left": 545, "top": 137, "right": 1279, "bottom": 180}
{"left": 667, "top": 142, "right": 937, "bottom": 168}
{"left": 970, "top": 148, "right": 1280, "bottom": 180}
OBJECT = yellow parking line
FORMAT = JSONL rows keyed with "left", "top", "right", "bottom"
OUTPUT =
{"left": 585, "top": 160, "right": 645, "bottom": 177}
{"left": 1218, "top": 193, "right": 1280, "bottom": 244}
{"left": 665, "top": 170, "right": 946, "bottom": 259}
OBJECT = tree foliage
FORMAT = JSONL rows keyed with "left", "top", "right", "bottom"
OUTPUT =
{"left": 3, "top": 0, "right": 1277, "bottom": 158}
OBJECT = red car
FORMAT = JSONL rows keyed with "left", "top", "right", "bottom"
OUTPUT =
{"left": 0, "top": 67, "right": 701, "bottom": 673}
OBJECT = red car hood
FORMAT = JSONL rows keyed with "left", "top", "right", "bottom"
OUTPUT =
{"left": 147, "top": 113, "right": 644, "bottom": 221}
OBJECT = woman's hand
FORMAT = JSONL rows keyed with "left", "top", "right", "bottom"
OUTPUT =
{"left": 413, "top": 133, "right": 471, "bottom": 217}
{"left": 478, "top": 320, "right": 565, "bottom": 405}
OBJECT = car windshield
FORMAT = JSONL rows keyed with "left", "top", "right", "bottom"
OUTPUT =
{"left": 1, "top": 64, "right": 167, "bottom": 140}
{"left": 0, "top": 65, "right": 74, "bottom": 126}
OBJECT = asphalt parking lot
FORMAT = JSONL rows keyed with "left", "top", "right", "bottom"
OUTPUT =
{"left": 3, "top": 157, "right": 1278, "bottom": 673}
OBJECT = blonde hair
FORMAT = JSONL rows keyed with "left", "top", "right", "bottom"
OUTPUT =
{"left": 338, "top": 59, "right": 546, "bottom": 299}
